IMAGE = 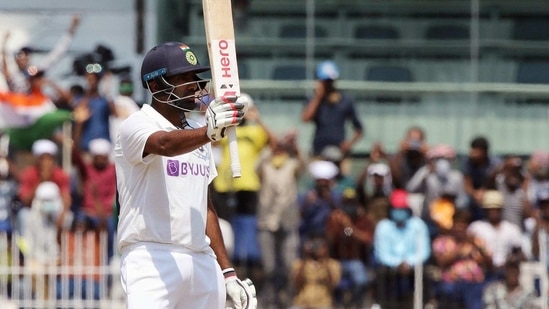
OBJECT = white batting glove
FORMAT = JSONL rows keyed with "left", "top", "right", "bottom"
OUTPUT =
{"left": 223, "top": 268, "right": 257, "bottom": 309}
{"left": 205, "top": 95, "right": 249, "bottom": 141}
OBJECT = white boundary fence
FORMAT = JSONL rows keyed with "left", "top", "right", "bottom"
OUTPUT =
{"left": 0, "top": 232, "right": 124, "bottom": 309}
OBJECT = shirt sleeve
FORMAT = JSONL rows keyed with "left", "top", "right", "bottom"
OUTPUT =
{"left": 119, "top": 114, "right": 157, "bottom": 165}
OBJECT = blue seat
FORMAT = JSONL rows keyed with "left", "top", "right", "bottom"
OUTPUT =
{"left": 365, "top": 65, "right": 413, "bottom": 82}
{"left": 364, "top": 65, "right": 415, "bottom": 103}
{"left": 513, "top": 18, "right": 549, "bottom": 41}
{"left": 517, "top": 62, "right": 549, "bottom": 84}
{"left": 238, "top": 62, "right": 249, "bottom": 79}
{"left": 354, "top": 24, "right": 399, "bottom": 39}
{"left": 272, "top": 64, "right": 307, "bottom": 80}
{"left": 279, "top": 24, "right": 327, "bottom": 38}
{"left": 425, "top": 24, "right": 469, "bottom": 40}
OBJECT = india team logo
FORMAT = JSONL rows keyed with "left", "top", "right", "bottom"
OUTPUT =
{"left": 186, "top": 51, "right": 198, "bottom": 65}
{"left": 167, "top": 160, "right": 179, "bottom": 176}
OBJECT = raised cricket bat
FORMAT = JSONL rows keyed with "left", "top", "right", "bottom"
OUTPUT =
{"left": 203, "top": 0, "right": 242, "bottom": 178}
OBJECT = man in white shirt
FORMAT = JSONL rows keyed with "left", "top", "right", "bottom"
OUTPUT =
{"left": 115, "top": 42, "right": 256, "bottom": 309}
{"left": 468, "top": 190, "right": 523, "bottom": 279}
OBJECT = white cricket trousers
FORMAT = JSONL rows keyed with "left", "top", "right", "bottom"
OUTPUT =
{"left": 120, "top": 242, "right": 225, "bottom": 309}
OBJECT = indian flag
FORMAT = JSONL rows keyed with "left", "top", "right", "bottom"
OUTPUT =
{"left": 0, "top": 91, "right": 72, "bottom": 150}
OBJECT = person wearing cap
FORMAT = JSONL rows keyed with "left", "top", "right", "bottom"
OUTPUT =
{"left": 71, "top": 135, "right": 117, "bottom": 260}
{"left": 114, "top": 42, "right": 254, "bottom": 309}
{"left": 355, "top": 142, "right": 393, "bottom": 226}
{"left": 467, "top": 190, "right": 523, "bottom": 279}
{"left": 356, "top": 162, "right": 392, "bottom": 227}
{"left": 1, "top": 15, "right": 80, "bottom": 94}
{"left": 373, "top": 189, "right": 430, "bottom": 308}
{"left": 301, "top": 60, "right": 363, "bottom": 157}
{"left": 320, "top": 145, "right": 357, "bottom": 195}
{"left": 17, "top": 139, "right": 71, "bottom": 233}
{"left": 298, "top": 160, "right": 342, "bottom": 242}
{"left": 21, "top": 181, "right": 66, "bottom": 297}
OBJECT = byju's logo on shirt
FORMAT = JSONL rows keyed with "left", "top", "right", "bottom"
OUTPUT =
{"left": 166, "top": 159, "right": 210, "bottom": 178}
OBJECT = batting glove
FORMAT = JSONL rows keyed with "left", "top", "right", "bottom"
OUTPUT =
{"left": 223, "top": 268, "right": 257, "bottom": 309}
{"left": 205, "top": 95, "right": 248, "bottom": 141}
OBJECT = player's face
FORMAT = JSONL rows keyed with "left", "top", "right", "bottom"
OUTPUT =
{"left": 163, "top": 72, "right": 209, "bottom": 111}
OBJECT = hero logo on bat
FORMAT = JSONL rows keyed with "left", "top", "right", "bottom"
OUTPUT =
{"left": 213, "top": 39, "right": 239, "bottom": 96}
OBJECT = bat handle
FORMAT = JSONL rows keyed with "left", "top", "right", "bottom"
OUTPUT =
{"left": 227, "top": 126, "right": 241, "bottom": 178}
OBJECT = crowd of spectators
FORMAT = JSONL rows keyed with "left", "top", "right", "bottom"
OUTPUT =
{"left": 0, "top": 21, "right": 547, "bottom": 309}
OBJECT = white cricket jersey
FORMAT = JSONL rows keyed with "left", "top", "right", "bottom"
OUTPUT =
{"left": 115, "top": 104, "right": 217, "bottom": 254}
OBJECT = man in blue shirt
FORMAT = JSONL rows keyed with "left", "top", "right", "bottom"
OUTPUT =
{"left": 373, "top": 189, "right": 431, "bottom": 308}
{"left": 301, "top": 61, "right": 363, "bottom": 157}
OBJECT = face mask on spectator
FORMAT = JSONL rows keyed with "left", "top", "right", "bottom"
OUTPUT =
{"left": 390, "top": 208, "right": 410, "bottom": 223}
{"left": 435, "top": 158, "right": 451, "bottom": 179}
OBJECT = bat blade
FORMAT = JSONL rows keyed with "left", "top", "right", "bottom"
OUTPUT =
{"left": 203, "top": 0, "right": 242, "bottom": 178}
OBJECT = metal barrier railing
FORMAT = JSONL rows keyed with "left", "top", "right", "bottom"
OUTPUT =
{"left": 0, "top": 232, "right": 124, "bottom": 309}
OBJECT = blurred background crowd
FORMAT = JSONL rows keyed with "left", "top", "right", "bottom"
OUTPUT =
{"left": 1, "top": 1, "right": 549, "bottom": 309}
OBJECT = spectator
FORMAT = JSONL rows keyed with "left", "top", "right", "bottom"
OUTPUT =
{"left": 462, "top": 136, "right": 502, "bottom": 221}
{"left": 373, "top": 189, "right": 431, "bottom": 308}
{"left": 431, "top": 209, "right": 492, "bottom": 309}
{"left": 326, "top": 188, "right": 374, "bottom": 308}
{"left": 320, "top": 145, "right": 356, "bottom": 193}
{"left": 301, "top": 60, "right": 363, "bottom": 157}
{"left": 406, "top": 144, "right": 467, "bottom": 236}
{"left": 71, "top": 131, "right": 117, "bottom": 261}
{"left": 17, "top": 139, "right": 72, "bottom": 234}
{"left": 0, "top": 68, "right": 73, "bottom": 157}
{"left": 483, "top": 259, "right": 539, "bottom": 309}
{"left": 389, "top": 126, "right": 428, "bottom": 189}
{"left": 21, "top": 181, "right": 65, "bottom": 298}
{"left": 256, "top": 131, "right": 305, "bottom": 308}
{"left": 0, "top": 153, "right": 19, "bottom": 233}
{"left": 74, "top": 65, "right": 117, "bottom": 152}
{"left": 1, "top": 15, "right": 81, "bottom": 94}
{"left": 356, "top": 162, "right": 392, "bottom": 227}
{"left": 109, "top": 77, "right": 140, "bottom": 142}
{"left": 298, "top": 160, "right": 341, "bottom": 242}
{"left": 212, "top": 93, "right": 272, "bottom": 283}
{"left": 525, "top": 150, "right": 549, "bottom": 212}
{"left": 487, "top": 156, "right": 528, "bottom": 229}
{"left": 531, "top": 187, "right": 549, "bottom": 273}
{"left": 290, "top": 236, "right": 341, "bottom": 309}
{"left": 467, "top": 190, "right": 523, "bottom": 280}
{"left": 356, "top": 142, "right": 392, "bottom": 227}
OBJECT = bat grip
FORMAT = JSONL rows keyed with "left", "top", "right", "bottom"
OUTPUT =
{"left": 227, "top": 126, "right": 241, "bottom": 178}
